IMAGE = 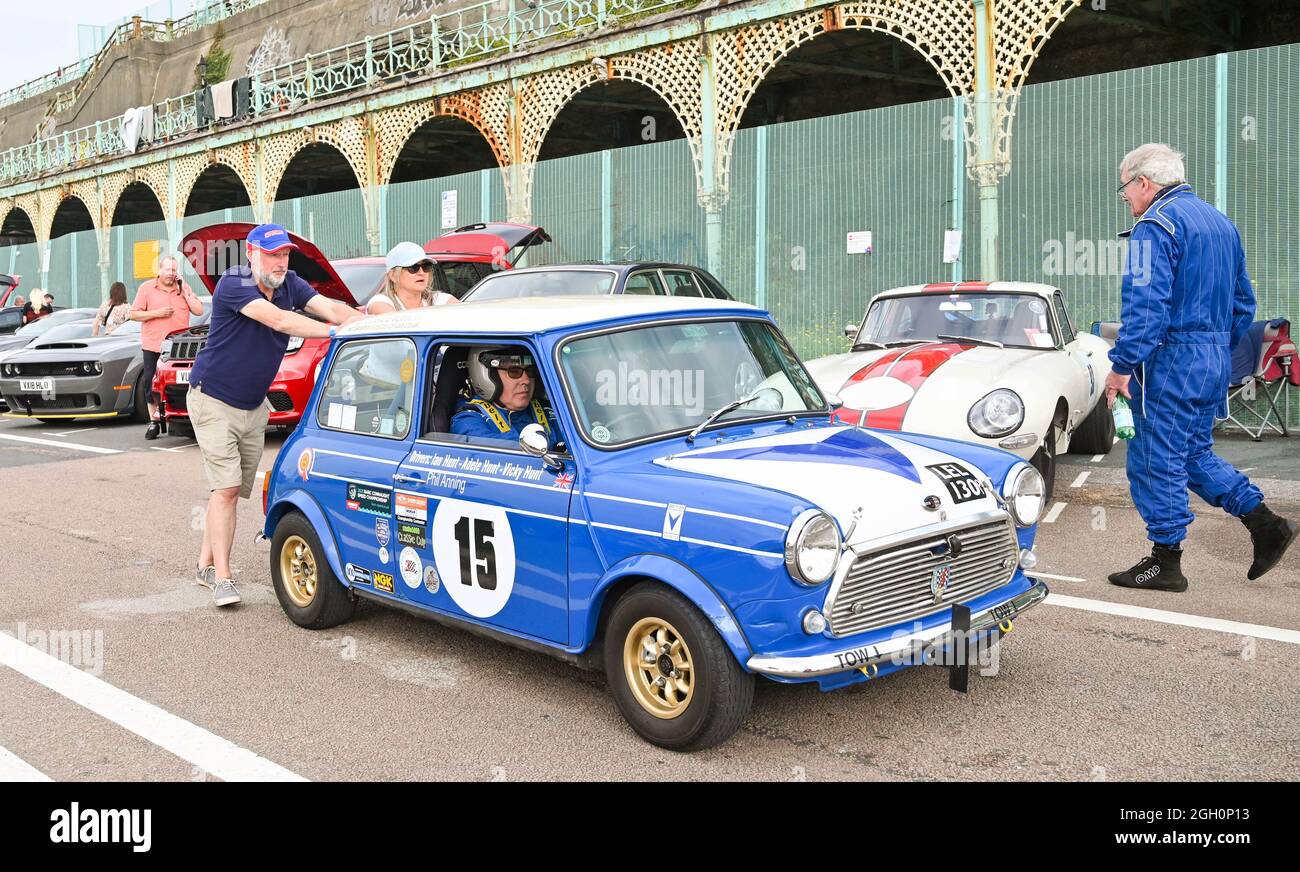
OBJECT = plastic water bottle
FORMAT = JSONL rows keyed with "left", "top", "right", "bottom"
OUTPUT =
{"left": 1113, "top": 396, "right": 1135, "bottom": 440}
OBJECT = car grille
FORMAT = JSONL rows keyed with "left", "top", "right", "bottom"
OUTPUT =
{"left": 827, "top": 517, "right": 1020, "bottom": 637}
{"left": 169, "top": 338, "right": 205, "bottom": 361}
{"left": 10, "top": 362, "right": 85, "bottom": 377}
{"left": 266, "top": 391, "right": 295, "bottom": 413}
{"left": 164, "top": 384, "right": 189, "bottom": 412}
{"left": 6, "top": 393, "right": 98, "bottom": 410}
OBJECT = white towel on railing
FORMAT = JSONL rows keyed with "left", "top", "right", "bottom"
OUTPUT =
{"left": 212, "top": 79, "right": 236, "bottom": 120}
{"left": 119, "top": 105, "right": 155, "bottom": 152}
{"left": 120, "top": 107, "right": 141, "bottom": 154}
{"left": 136, "top": 104, "right": 154, "bottom": 144}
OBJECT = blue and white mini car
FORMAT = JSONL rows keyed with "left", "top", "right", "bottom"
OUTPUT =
{"left": 263, "top": 296, "right": 1050, "bottom": 751}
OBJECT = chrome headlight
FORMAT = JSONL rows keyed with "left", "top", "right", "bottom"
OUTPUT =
{"left": 286, "top": 336, "right": 305, "bottom": 353}
{"left": 784, "top": 509, "right": 841, "bottom": 586}
{"left": 968, "top": 388, "right": 1024, "bottom": 438}
{"left": 1002, "top": 463, "right": 1046, "bottom": 527}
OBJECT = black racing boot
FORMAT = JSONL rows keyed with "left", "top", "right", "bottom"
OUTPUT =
{"left": 144, "top": 420, "right": 160, "bottom": 440}
{"left": 1108, "top": 544, "right": 1188, "bottom": 592}
{"left": 1240, "top": 504, "right": 1297, "bottom": 581}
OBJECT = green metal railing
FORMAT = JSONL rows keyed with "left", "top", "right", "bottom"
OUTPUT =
{"left": 0, "top": 0, "right": 698, "bottom": 185}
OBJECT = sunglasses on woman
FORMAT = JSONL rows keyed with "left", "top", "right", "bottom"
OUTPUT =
{"left": 402, "top": 261, "right": 435, "bottom": 274}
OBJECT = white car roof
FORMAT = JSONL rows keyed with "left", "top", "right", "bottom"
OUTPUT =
{"left": 874, "top": 281, "right": 1059, "bottom": 300}
{"left": 338, "top": 294, "right": 759, "bottom": 338}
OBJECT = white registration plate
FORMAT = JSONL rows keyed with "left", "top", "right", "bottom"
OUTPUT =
{"left": 20, "top": 378, "right": 52, "bottom": 393}
{"left": 176, "top": 370, "right": 190, "bottom": 385}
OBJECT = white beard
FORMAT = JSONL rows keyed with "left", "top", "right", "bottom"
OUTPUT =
{"left": 256, "top": 268, "right": 286, "bottom": 289}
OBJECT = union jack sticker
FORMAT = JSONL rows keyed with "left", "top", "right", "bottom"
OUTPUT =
{"left": 552, "top": 472, "right": 574, "bottom": 489}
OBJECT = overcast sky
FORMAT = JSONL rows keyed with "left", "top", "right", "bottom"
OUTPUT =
{"left": 1, "top": 1, "right": 184, "bottom": 95}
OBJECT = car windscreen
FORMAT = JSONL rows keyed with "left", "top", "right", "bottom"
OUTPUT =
{"left": 558, "top": 319, "right": 826, "bottom": 447}
{"left": 856, "top": 293, "right": 1059, "bottom": 349}
{"left": 16, "top": 310, "right": 95, "bottom": 336}
{"left": 332, "top": 262, "right": 386, "bottom": 306}
{"left": 468, "top": 270, "right": 616, "bottom": 300}
{"left": 106, "top": 319, "right": 142, "bottom": 337}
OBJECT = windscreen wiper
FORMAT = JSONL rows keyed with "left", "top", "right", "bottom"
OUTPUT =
{"left": 937, "top": 334, "right": 1004, "bottom": 349}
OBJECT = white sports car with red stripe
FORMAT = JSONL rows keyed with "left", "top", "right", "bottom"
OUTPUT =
{"left": 804, "top": 281, "right": 1115, "bottom": 498}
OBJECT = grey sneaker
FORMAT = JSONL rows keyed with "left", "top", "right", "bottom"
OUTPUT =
{"left": 212, "top": 578, "right": 241, "bottom": 607}
{"left": 196, "top": 565, "right": 216, "bottom": 590}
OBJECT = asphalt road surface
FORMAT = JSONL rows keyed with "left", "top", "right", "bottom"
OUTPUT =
{"left": 1, "top": 414, "right": 1297, "bottom": 781}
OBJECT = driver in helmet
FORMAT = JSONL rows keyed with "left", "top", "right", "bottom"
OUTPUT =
{"left": 450, "top": 346, "right": 560, "bottom": 443}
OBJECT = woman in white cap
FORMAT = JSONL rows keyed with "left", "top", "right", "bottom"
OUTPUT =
{"left": 367, "top": 241, "right": 458, "bottom": 314}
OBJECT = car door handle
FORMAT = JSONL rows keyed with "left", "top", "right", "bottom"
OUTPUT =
{"left": 394, "top": 471, "right": 426, "bottom": 485}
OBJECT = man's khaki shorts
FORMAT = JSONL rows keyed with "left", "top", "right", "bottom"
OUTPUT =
{"left": 189, "top": 385, "right": 270, "bottom": 499}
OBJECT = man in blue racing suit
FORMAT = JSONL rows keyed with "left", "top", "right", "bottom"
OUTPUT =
{"left": 1104, "top": 143, "right": 1296, "bottom": 592}
{"left": 450, "top": 346, "right": 559, "bottom": 444}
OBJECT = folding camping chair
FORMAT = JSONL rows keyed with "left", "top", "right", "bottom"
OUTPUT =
{"left": 1219, "top": 318, "right": 1296, "bottom": 441}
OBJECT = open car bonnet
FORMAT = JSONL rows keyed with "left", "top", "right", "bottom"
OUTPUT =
{"left": 424, "top": 223, "right": 550, "bottom": 266}
{"left": 181, "top": 223, "right": 357, "bottom": 305}
{"left": 0, "top": 274, "right": 18, "bottom": 307}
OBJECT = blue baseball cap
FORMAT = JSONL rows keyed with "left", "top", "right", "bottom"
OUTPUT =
{"left": 246, "top": 223, "right": 298, "bottom": 253}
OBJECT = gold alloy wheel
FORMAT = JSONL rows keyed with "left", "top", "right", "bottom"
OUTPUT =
{"left": 623, "top": 617, "right": 695, "bottom": 719}
{"left": 280, "top": 535, "right": 318, "bottom": 609}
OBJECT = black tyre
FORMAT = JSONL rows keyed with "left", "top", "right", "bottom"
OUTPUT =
{"left": 130, "top": 371, "right": 150, "bottom": 423}
{"left": 270, "top": 511, "right": 355, "bottom": 629}
{"left": 603, "top": 582, "right": 754, "bottom": 752}
{"left": 1030, "top": 411, "right": 1064, "bottom": 503}
{"left": 1068, "top": 400, "right": 1115, "bottom": 455}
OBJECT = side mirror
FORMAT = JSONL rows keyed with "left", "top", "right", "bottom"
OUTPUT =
{"left": 519, "top": 423, "right": 563, "bottom": 471}
{"left": 825, "top": 393, "right": 844, "bottom": 412}
{"left": 843, "top": 323, "right": 857, "bottom": 339}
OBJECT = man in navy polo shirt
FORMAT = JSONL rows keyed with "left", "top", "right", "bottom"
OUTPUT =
{"left": 188, "top": 223, "right": 363, "bottom": 607}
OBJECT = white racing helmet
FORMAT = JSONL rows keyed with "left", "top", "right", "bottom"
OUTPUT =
{"left": 468, "top": 346, "right": 536, "bottom": 404}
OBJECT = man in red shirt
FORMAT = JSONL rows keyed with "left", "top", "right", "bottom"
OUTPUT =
{"left": 130, "top": 255, "right": 204, "bottom": 439}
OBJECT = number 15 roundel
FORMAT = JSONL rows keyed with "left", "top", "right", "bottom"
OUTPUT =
{"left": 431, "top": 498, "right": 516, "bottom": 618}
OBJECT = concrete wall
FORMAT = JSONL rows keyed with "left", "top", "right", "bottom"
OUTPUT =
{"left": 0, "top": 0, "right": 500, "bottom": 151}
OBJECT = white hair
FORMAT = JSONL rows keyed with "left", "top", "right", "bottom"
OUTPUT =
{"left": 1120, "top": 143, "right": 1186, "bottom": 187}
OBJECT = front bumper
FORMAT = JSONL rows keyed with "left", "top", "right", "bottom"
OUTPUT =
{"left": 0, "top": 371, "right": 132, "bottom": 417}
{"left": 746, "top": 579, "right": 1048, "bottom": 678}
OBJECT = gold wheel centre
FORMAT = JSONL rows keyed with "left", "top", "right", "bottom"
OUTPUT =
{"left": 623, "top": 617, "right": 694, "bottom": 720}
{"left": 280, "top": 535, "right": 317, "bottom": 608}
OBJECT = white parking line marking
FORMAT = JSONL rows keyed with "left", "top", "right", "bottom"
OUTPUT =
{"left": 1042, "top": 502, "right": 1067, "bottom": 523}
{"left": 0, "top": 632, "right": 307, "bottom": 782}
{"left": 1070, "top": 471, "right": 1090, "bottom": 488}
{"left": 148, "top": 441, "right": 197, "bottom": 453}
{"left": 1089, "top": 454, "right": 1104, "bottom": 463}
{"left": 0, "top": 744, "right": 52, "bottom": 782}
{"left": 43, "top": 427, "right": 96, "bottom": 437}
{"left": 1046, "top": 594, "right": 1300, "bottom": 645}
{"left": 0, "top": 433, "right": 120, "bottom": 454}
{"left": 1027, "top": 571, "right": 1087, "bottom": 583}
{"left": 1241, "top": 467, "right": 1256, "bottom": 473}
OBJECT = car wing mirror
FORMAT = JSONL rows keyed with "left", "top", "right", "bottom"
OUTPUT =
{"left": 825, "top": 393, "right": 844, "bottom": 412}
{"left": 520, "top": 423, "right": 563, "bottom": 471}
{"left": 843, "top": 323, "right": 857, "bottom": 339}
